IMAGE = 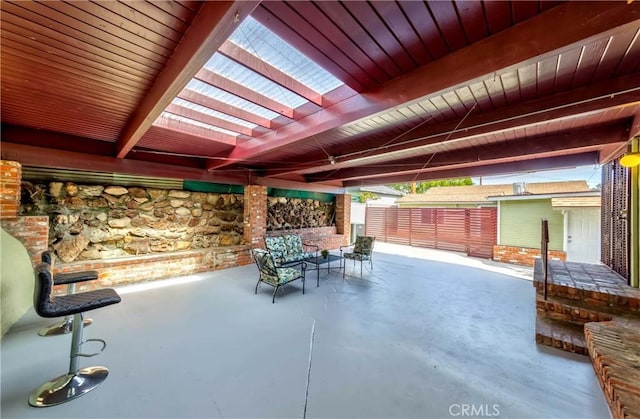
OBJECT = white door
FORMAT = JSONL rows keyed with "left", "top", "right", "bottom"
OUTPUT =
{"left": 566, "top": 208, "right": 601, "bottom": 263}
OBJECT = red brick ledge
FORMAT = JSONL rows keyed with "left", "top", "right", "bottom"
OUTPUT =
{"left": 493, "top": 245, "right": 566, "bottom": 267}
{"left": 585, "top": 321, "right": 640, "bottom": 419}
{"left": 52, "top": 245, "right": 252, "bottom": 293}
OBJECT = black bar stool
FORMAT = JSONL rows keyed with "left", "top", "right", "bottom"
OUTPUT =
{"left": 38, "top": 251, "right": 99, "bottom": 336}
{"left": 29, "top": 262, "right": 121, "bottom": 407}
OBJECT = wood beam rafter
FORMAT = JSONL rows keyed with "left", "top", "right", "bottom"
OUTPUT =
{"left": 305, "top": 122, "right": 630, "bottom": 182}
{"left": 164, "top": 103, "right": 255, "bottom": 137}
{"left": 178, "top": 88, "right": 272, "bottom": 129}
{"left": 252, "top": 4, "right": 371, "bottom": 92}
{"left": 208, "top": 1, "right": 640, "bottom": 170}
{"left": 342, "top": 153, "right": 601, "bottom": 187}
{"left": 3, "top": 142, "right": 248, "bottom": 184}
{"left": 264, "top": 75, "right": 640, "bottom": 178}
{"left": 116, "top": 1, "right": 260, "bottom": 158}
{"left": 152, "top": 115, "right": 237, "bottom": 145}
{"left": 218, "top": 41, "right": 324, "bottom": 106}
{"left": 195, "top": 67, "right": 295, "bottom": 118}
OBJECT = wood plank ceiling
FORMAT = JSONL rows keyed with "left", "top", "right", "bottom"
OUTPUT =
{"left": 1, "top": 1, "right": 640, "bottom": 191}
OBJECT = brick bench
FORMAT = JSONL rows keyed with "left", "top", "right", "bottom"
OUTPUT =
{"left": 51, "top": 245, "right": 252, "bottom": 293}
{"left": 584, "top": 321, "right": 640, "bottom": 419}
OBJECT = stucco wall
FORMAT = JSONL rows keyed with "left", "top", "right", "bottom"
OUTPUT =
{"left": 1, "top": 228, "right": 34, "bottom": 338}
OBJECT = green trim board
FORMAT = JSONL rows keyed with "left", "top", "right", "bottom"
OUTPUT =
{"left": 183, "top": 182, "right": 336, "bottom": 201}
{"left": 499, "top": 199, "right": 564, "bottom": 251}
{"left": 183, "top": 180, "right": 244, "bottom": 194}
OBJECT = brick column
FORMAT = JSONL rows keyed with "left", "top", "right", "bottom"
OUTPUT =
{"left": 0, "top": 160, "right": 49, "bottom": 266}
{"left": 335, "top": 194, "right": 351, "bottom": 246}
{"left": 0, "top": 160, "right": 21, "bottom": 219}
{"left": 243, "top": 185, "right": 267, "bottom": 248}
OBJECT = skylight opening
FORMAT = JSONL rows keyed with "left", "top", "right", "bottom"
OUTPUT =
{"left": 229, "top": 16, "right": 343, "bottom": 95}
{"left": 172, "top": 98, "right": 258, "bottom": 130}
{"left": 204, "top": 53, "right": 307, "bottom": 109}
{"left": 161, "top": 112, "right": 240, "bottom": 137}
{"left": 186, "top": 79, "right": 280, "bottom": 120}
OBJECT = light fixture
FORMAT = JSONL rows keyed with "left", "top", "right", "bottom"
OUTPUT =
{"left": 620, "top": 152, "right": 640, "bottom": 168}
{"left": 328, "top": 156, "right": 336, "bottom": 165}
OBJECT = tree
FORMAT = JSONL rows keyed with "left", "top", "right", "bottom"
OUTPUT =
{"left": 387, "top": 178, "right": 473, "bottom": 194}
{"left": 359, "top": 191, "right": 380, "bottom": 203}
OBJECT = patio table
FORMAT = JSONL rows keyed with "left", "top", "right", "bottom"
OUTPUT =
{"left": 303, "top": 254, "right": 343, "bottom": 287}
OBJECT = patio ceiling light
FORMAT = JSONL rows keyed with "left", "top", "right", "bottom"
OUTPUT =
{"left": 620, "top": 152, "right": 640, "bottom": 168}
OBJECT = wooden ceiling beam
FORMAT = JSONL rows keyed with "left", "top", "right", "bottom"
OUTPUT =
{"left": 218, "top": 41, "right": 324, "bottom": 106}
{"left": 305, "top": 122, "right": 629, "bottom": 182}
{"left": 300, "top": 75, "right": 640, "bottom": 175}
{"left": 3, "top": 142, "right": 248, "bottom": 185}
{"left": 263, "top": 75, "right": 640, "bottom": 177}
{"left": 194, "top": 67, "right": 294, "bottom": 118}
{"left": 252, "top": 4, "right": 371, "bottom": 92}
{"left": 116, "top": 1, "right": 260, "bottom": 159}
{"left": 342, "top": 153, "right": 601, "bottom": 187}
{"left": 164, "top": 103, "right": 255, "bottom": 136}
{"left": 1, "top": 124, "right": 116, "bottom": 156}
{"left": 178, "top": 88, "right": 272, "bottom": 129}
{"left": 208, "top": 1, "right": 640, "bottom": 170}
{"left": 151, "top": 115, "right": 237, "bottom": 146}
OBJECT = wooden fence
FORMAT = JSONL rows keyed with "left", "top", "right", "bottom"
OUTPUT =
{"left": 365, "top": 207, "right": 497, "bottom": 258}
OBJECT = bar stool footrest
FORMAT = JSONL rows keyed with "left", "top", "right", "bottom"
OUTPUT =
{"left": 79, "top": 338, "right": 107, "bottom": 357}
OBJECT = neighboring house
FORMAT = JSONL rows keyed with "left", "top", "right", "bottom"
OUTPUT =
{"left": 349, "top": 185, "right": 403, "bottom": 242}
{"left": 396, "top": 181, "right": 601, "bottom": 265}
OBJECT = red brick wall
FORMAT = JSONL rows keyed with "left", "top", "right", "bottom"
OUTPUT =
{"left": 244, "top": 185, "right": 267, "bottom": 248}
{"left": 1, "top": 216, "right": 49, "bottom": 267}
{"left": 335, "top": 194, "right": 351, "bottom": 246}
{"left": 493, "top": 245, "right": 566, "bottom": 267}
{"left": 0, "top": 160, "right": 21, "bottom": 219}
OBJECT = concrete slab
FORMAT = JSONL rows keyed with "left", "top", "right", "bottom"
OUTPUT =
{"left": 1, "top": 243, "right": 609, "bottom": 418}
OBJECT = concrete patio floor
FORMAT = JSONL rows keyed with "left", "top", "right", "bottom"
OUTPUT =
{"left": 1, "top": 243, "right": 609, "bottom": 418}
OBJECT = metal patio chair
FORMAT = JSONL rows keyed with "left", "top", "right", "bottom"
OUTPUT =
{"left": 340, "top": 236, "right": 375, "bottom": 277}
{"left": 252, "top": 248, "right": 306, "bottom": 303}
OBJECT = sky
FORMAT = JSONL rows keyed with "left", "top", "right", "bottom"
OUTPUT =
{"left": 471, "top": 164, "right": 602, "bottom": 189}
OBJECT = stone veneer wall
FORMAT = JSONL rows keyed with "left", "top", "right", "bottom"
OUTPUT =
{"left": 1, "top": 163, "right": 353, "bottom": 295}
{"left": 21, "top": 181, "right": 245, "bottom": 262}
{"left": 493, "top": 244, "right": 566, "bottom": 267}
